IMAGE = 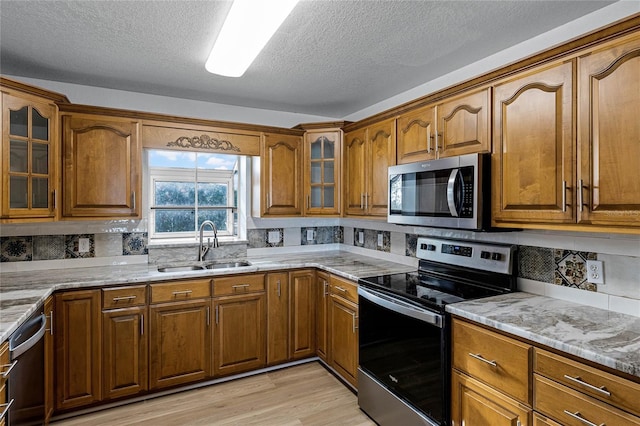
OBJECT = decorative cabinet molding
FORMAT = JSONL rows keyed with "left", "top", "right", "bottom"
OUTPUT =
{"left": 61, "top": 112, "right": 141, "bottom": 218}
{"left": 142, "top": 122, "right": 260, "bottom": 156}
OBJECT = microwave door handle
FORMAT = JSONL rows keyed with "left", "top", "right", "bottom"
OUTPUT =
{"left": 447, "top": 169, "right": 461, "bottom": 217}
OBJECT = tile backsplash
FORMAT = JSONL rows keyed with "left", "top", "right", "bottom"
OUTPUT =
{"left": 2, "top": 218, "right": 638, "bottom": 316}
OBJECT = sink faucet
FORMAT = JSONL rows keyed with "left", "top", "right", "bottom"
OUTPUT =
{"left": 198, "top": 220, "right": 218, "bottom": 261}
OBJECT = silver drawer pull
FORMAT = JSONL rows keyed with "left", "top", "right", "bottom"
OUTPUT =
{"left": 112, "top": 295, "right": 137, "bottom": 302}
{"left": 563, "top": 375, "right": 611, "bottom": 397}
{"left": 1, "top": 361, "right": 18, "bottom": 378}
{"left": 334, "top": 286, "right": 348, "bottom": 293}
{"left": 0, "top": 399, "right": 14, "bottom": 421}
{"left": 563, "top": 410, "right": 604, "bottom": 426}
{"left": 468, "top": 353, "right": 497, "bottom": 367}
{"left": 172, "top": 290, "right": 193, "bottom": 296}
{"left": 232, "top": 284, "right": 250, "bottom": 291}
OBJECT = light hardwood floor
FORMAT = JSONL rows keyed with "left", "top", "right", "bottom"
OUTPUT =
{"left": 53, "top": 363, "right": 375, "bottom": 425}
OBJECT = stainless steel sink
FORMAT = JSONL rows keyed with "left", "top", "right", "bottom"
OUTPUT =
{"left": 157, "top": 261, "right": 251, "bottom": 272}
{"left": 157, "top": 265, "right": 205, "bottom": 273}
{"left": 205, "top": 261, "right": 251, "bottom": 269}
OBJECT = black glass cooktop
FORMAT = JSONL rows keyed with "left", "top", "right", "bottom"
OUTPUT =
{"left": 358, "top": 268, "right": 510, "bottom": 313}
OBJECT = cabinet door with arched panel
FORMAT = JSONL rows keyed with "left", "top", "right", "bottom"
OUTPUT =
{"left": 304, "top": 130, "right": 341, "bottom": 215}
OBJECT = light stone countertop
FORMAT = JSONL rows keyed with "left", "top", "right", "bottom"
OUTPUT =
{"left": 0, "top": 251, "right": 415, "bottom": 344}
{"left": 446, "top": 292, "right": 640, "bottom": 379}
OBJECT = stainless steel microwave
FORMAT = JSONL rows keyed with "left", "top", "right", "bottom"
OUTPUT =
{"left": 388, "top": 153, "right": 490, "bottom": 230}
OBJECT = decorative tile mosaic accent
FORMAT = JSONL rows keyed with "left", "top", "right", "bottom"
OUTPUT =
{"left": 363, "top": 229, "right": 378, "bottom": 250}
{"left": 518, "top": 246, "right": 554, "bottom": 283}
{"left": 123, "top": 232, "right": 148, "bottom": 255}
{"left": 405, "top": 234, "right": 418, "bottom": 257}
{"left": 266, "top": 228, "right": 284, "bottom": 248}
{"left": 353, "top": 228, "right": 365, "bottom": 248}
{"left": 0, "top": 236, "right": 33, "bottom": 262}
{"left": 65, "top": 234, "right": 95, "bottom": 259}
{"left": 301, "top": 227, "right": 318, "bottom": 245}
{"left": 554, "top": 249, "right": 598, "bottom": 291}
{"left": 33, "top": 235, "right": 66, "bottom": 260}
{"left": 301, "top": 226, "right": 343, "bottom": 245}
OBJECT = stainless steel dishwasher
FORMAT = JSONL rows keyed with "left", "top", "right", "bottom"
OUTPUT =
{"left": 8, "top": 309, "right": 46, "bottom": 425}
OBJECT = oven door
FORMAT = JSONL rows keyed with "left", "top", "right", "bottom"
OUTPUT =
{"left": 358, "top": 286, "right": 448, "bottom": 426}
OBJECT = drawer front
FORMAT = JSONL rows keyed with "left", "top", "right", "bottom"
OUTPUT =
{"left": 330, "top": 276, "right": 357, "bottom": 303}
{"left": 534, "top": 374, "right": 640, "bottom": 426}
{"left": 102, "top": 285, "right": 147, "bottom": 309}
{"left": 150, "top": 279, "right": 211, "bottom": 303}
{"left": 534, "top": 348, "right": 640, "bottom": 417}
{"left": 213, "top": 274, "right": 265, "bottom": 296}
{"left": 452, "top": 319, "right": 532, "bottom": 404}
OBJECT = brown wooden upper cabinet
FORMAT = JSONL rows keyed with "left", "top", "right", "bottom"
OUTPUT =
{"left": 303, "top": 130, "right": 341, "bottom": 216}
{"left": 1, "top": 87, "right": 60, "bottom": 221}
{"left": 396, "top": 87, "right": 491, "bottom": 164}
{"left": 257, "top": 133, "right": 303, "bottom": 216}
{"left": 577, "top": 33, "right": 640, "bottom": 227}
{"left": 62, "top": 112, "right": 141, "bottom": 218}
{"left": 344, "top": 118, "right": 396, "bottom": 217}
{"left": 492, "top": 60, "right": 575, "bottom": 226}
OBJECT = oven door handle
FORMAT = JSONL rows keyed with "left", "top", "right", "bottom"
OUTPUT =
{"left": 358, "top": 287, "right": 443, "bottom": 328}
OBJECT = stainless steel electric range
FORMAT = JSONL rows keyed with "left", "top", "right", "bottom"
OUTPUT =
{"left": 357, "top": 236, "right": 517, "bottom": 426}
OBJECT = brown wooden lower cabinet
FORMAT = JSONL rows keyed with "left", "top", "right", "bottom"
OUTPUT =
{"left": 102, "top": 306, "right": 147, "bottom": 400}
{"left": 328, "top": 293, "right": 358, "bottom": 388}
{"left": 289, "top": 270, "right": 316, "bottom": 359}
{"left": 43, "top": 296, "right": 54, "bottom": 423}
{"left": 315, "top": 271, "right": 330, "bottom": 362}
{"left": 54, "top": 289, "right": 102, "bottom": 411}
{"left": 148, "top": 299, "right": 211, "bottom": 390}
{"left": 451, "top": 371, "right": 532, "bottom": 426}
{"left": 213, "top": 293, "right": 266, "bottom": 376}
{"left": 0, "top": 341, "right": 9, "bottom": 426}
{"left": 267, "top": 272, "right": 289, "bottom": 365}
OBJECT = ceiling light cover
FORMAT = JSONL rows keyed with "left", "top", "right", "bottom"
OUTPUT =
{"left": 205, "top": 0, "right": 299, "bottom": 77}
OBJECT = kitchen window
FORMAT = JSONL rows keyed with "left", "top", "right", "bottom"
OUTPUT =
{"left": 148, "top": 149, "right": 238, "bottom": 240}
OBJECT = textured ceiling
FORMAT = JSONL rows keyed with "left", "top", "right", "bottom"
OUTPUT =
{"left": 0, "top": 0, "right": 616, "bottom": 117}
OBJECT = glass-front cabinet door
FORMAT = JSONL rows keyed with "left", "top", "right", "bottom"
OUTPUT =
{"left": 304, "top": 130, "right": 341, "bottom": 215}
{"left": 2, "top": 93, "right": 58, "bottom": 220}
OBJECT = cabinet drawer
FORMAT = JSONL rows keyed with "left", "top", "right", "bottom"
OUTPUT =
{"left": 102, "top": 285, "right": 147, "bottom": 309}
{"left": 330, "top": 276, "right": 358, "bottom": 304}
{"left": 150, "top": 279, "right": 211, "bottom": 303}
{"left": 534, "top": 348, "right": 640, "bottom": 417}
{"left": 213, "top": 274, "right": 265, "bottom": 296}
{"left": 452, "top": 319, "right": 532, "bottom": 404}
{"left": 534, "top": 374, "right": 640, "bottom": 426}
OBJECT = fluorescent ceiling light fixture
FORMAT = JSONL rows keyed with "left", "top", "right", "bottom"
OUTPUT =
{"left": 205, "top": 0, "right": 299, "bottom": 77}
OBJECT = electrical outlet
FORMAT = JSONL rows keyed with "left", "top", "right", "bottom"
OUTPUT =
{"left": 78, "top": 238, "right": 90, "bottom": 253}
{"left": 377, "top": 233, "right": 383, "bottom": 247}
{"left": 358, "top": 231, "right": 364, "bottom": 245}
{"left": 268, "top": 231, "right": 280, "bottom": 244}
{"left": 306, "top": 229, "right": 315, "bottom": 241}
{"left": 586, "top": 260, "right": 604, "bottom": 284}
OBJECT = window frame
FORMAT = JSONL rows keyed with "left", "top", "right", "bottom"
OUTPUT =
{"left": 148, "top": 164, "right": 236, "bottom": 240}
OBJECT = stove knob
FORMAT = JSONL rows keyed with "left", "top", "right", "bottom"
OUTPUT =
{"left": 420, "top": 243, "right": 427, "bottom": 250}
{"left": 491, "top": 252, "right": 502, "bottom": 261}
{"left": 427, "top": 244, "right": 436, "bottom": 251}
{"left": 480, "top": 251, "right": 491, "bottom": 259}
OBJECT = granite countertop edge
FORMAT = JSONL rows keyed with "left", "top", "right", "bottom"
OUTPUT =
{"left": 446, "top": 292, "right": 640, "bottom": 380}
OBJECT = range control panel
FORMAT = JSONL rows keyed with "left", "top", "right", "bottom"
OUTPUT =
{"left": 416, "top": 237, "right": 515, "bottom": 274}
